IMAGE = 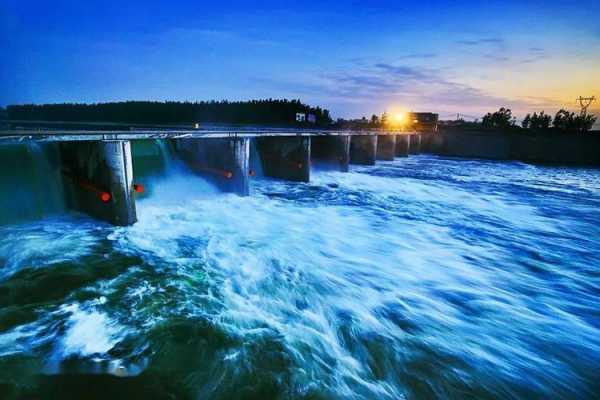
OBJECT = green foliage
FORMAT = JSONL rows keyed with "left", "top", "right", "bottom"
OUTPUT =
{"left": 485, "top": 107, "right": 597, "bottom": 133}
{"left": 0, "top": 107, "right": 7, "bottom": 120}
{"left": 522, "top": 111, "right": 551, "bottom": 130}
{"left": 482, "top": 107, "right": 516, "bottom": 129}
{"left": 553, "top": 109, "right": 575, "bottom": 131}
{"left": 553, "top": 109, "right": 597, "bottom": 133}
{"left": 6, "top": 99, "right": 333, "bottom": 127}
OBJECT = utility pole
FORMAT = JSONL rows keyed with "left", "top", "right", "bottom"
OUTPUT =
{"left": 577, "top": 96, "right": 596, "bottom": 116}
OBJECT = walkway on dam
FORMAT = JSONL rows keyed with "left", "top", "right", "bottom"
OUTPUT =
{"left": 0, "top": 128, "right": 412, "bottom": 143}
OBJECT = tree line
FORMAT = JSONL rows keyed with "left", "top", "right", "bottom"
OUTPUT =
{"left": 479, "top": 107, "right": 597, "bottom": 133}
{"left": 4, "top": 99, "right": 332, "bottom": 127}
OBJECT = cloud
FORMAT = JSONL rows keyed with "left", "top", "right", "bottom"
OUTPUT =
{"left": 255, "top": 55, "right": 564, "bottom": 119}
{"left": 278, "top": 61, "right": 529, "bottom": 111}
{"left": 373, "top": 63, "right": 432, "bottom": 81}
{"left": 480, "top": 45, "right": 548, "bottom": 64}
{"left": 456, "top": 37, "right": 504, "bottom": 46}
{"left": 395, "top": 52, "right": 437, "bottom": 60}
{"left": 483, "top": 54, "right": 510, "bottom": 62}
{"left": 520, "top": 47, "right": 549, "bottom": 64}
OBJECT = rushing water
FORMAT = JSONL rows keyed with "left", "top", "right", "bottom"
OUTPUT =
{"left": 0, "top": 154, "right": 599, "bottom": 399}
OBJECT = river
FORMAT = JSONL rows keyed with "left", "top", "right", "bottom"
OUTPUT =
{"left": 0, "top": 152, "right": 599, "bottom": 399}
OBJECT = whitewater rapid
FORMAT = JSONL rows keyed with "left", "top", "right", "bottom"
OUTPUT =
{"left": 0, "top": 155, "right": 599, "bottom": 399}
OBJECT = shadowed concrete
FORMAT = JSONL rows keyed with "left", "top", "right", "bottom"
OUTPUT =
{"left": 174, "top": 138, "right": 250, "bottom": 195}
{"left": 395, "top": 135, "right": 410, "bottom": 157}
{"left": 59, "top": 141, "right": 137, "bottom": 226}
{"left": 408, "top": 134, "right": 422, "bottom": 154}
{"left": 311, "top": 135, "right": 351, "bottom": 172}
{"left": 377, "top": 135, "right": 396, "bottom": 161}
{"left": 425, "top": 129, "right": 600, "bottom": 165}
{"left": 350, "top": 135, "right": 377, "bottom": 165}
{"left": 255, "top": 136, "right": 311, "bottom": 182}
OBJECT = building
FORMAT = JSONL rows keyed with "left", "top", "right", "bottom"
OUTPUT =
{"left": 409, "top": 112, "right": 439, "bottom": 133}
{"left": 296, "top": 113, "right": 306, "bottom": 122}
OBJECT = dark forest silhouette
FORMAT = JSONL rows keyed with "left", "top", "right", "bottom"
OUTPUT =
{"left": 5, "top": 99, "right": 332, "bottom": 127}
{"left": 447, "top": 107, "right": 597, "bottom": 134}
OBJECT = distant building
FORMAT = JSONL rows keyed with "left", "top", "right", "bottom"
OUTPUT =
{"left": 409, "top": 112, "right": 439, "bottom": 133}
{"left": 296, "top": 113, "right": 306, "bottom": 122}
{"left": 307, "top": 114, "right": 316, "bottom": 124}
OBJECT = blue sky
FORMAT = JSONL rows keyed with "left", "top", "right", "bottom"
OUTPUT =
{"left": 1, "top": 0, "right": 599, "bottom": 120}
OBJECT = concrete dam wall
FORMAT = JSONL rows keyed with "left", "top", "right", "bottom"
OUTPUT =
{"left": 423, "top": 129, "right": 600, "bottom": 166}
{"left": 0, "top": 133, "right": 419, "bottom": 226}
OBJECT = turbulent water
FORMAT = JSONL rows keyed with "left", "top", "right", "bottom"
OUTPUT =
{"left": 0, "top": 153, "right": 599, "bottom": 399}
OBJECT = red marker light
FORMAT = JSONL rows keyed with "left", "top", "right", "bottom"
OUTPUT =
{"left": 224, "top": 171, "right": 233, "bottom": 179}
{"left": 100, "top": 192, "right": 111, "bottom": 202}
{"left": 133, "top": 183, "right": 145, "bottom": 193}
{"left": 297, "top": 163, "right": 303, "bottom": 169}
{"left": 249, "top": 169, "right": 255, "bottom": 177}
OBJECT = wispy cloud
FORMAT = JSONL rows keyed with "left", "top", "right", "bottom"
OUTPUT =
{"left": 483, "top": 54, "right": 510, "bottom": 62}
{"left": 373, "top": 63, "right": 432, "bottom": 81}
{"left": 257, "top": 58, "right": 552, "bottom": 118}
{"left": 456, "top": 37, "right": 504, "bottom": 46}
{"left": 395, "top": 52, "right": 437, "bottom": 60}
{"left": 520, "top": 47, "right": 550, "bottom": 64}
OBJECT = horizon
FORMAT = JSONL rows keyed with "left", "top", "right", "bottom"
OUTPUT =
{"left": 3, "top": 99, "right": 597, "bottom": 128}
{"left": 1, "top": 1, "right": 599, "bottom": 123}
{"left": 1, "top": 3, "right": 600, "bottom": 398}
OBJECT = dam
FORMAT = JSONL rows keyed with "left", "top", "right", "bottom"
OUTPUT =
{"left": 1, "top": 124, "right": 600, "bottom": 399}
{"left": 0, "top": 127, "right": 425, "bottom": 226}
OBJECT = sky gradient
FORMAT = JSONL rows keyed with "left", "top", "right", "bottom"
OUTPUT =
{"left": 1, "top": 0, "right": 599, "bottom": 122}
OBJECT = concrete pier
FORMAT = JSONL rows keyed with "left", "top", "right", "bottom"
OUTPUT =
{"left": 174, "top": 138, "right": 250, "bottom": 195}
{"left": 311, "top": 135, "right": 351, "bottom": 172}
{"left": 350, "top": 135, "right": 378, "bottom": 165}
{"left": 395, "top": 135, "right": 410, "bottom": 157}
{"left": 59, "top": 141, "right": 137, "bottom": 226}
{"left": 1, "top": 128, "right": 430, "bottom": 226}
{"left": 255, "top": 136, "right": 311, "bottom": 182}
{"left": 408, "top": 134, "right": 422, "bottom": 154}
{"left": 376, "top": 135, "right": 396, "bottom": 161}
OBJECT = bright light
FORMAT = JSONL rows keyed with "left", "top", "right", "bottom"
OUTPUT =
{"left": 393, "top": 112, "right": 406, "bottom": 123}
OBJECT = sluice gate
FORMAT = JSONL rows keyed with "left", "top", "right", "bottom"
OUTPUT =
{"left": 0, "top": 129, "right": 424, "bottom": 225}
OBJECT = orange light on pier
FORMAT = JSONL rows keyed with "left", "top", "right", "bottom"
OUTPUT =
{"left": 100, "top": 192, "right": 111, "bottom": 202}
{"left": 190, "top": 163, "right": 234, "bottom": 179}
{"left": 62, "top": 169, "right": 113, "bottom": 204}
{"left": 133, "top": 183, "right": 145, "bottom": 193}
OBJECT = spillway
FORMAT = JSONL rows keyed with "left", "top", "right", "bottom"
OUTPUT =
{"left": 0, "top": 155, "right": 599, "bottom": 399}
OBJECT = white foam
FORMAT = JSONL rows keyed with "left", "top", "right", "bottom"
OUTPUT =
{"left": 0, "top": 218, "right": 101, "bottom": 280}
{"left": 10, "top": 157, "right": 590, "bottom": 396}
{"left": 61, "top": 304, "right": 120, "bottom": 356}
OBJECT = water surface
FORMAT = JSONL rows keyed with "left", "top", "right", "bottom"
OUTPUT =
{"left": 0, "top": 155, "right": 599, "bottom": 399}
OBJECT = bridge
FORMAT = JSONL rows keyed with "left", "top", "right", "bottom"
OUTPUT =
{"left": 0, "top": 124, "right": 428, "bottom": 226}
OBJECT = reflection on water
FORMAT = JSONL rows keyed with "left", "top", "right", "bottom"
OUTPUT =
{"left": 0, "top": 155, "right": 599, "bottom": 399}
